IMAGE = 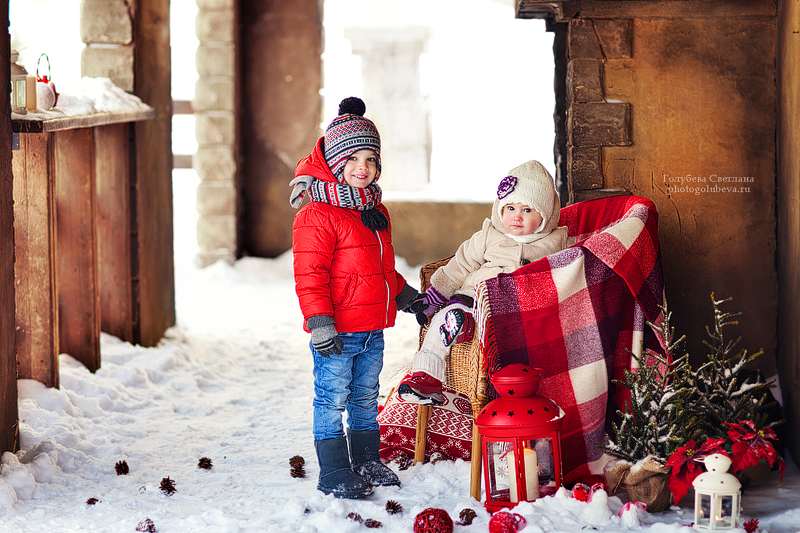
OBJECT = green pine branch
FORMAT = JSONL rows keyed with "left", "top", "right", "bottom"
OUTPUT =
{"left": 601, "top": 300, "right": 701, "bottom": 464}
{"left": 692, "top": 294, "right": 782, "bottom": 438}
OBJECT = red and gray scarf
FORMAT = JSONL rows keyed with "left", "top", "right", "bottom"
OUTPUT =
{"left": 290, "top": 175, "right": 388, "bottom": 231}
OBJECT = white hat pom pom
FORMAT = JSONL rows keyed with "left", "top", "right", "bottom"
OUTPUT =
{"left": 36, "top": 82, "right": 56, "bottom": 111}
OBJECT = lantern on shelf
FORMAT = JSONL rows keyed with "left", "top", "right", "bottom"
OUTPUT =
{"left": 10, "top": 50, "right": 29, "bottom": 114}
{"left": 476, "top": 364, "right": 564, "bottom": 512}
{"left": 692, "top": 454, "right": 741, "bottom": 530}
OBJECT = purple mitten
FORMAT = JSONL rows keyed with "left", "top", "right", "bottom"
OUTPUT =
{"left": 409, "top": 287, "right": 448, "bottom": 325}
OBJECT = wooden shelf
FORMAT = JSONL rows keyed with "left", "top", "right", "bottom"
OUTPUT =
{"left": 12, "top": 108, "right": 155, "bottom": 133}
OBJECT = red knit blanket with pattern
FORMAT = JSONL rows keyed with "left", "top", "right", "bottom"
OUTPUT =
{"left": 478, "top": 195, "right": 665, "bottom": 486}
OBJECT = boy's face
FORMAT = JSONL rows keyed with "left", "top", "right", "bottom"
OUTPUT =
{"left": 343, "top": 149, "right": 378, "bottom": 189}
{"left": 501, "top": 203, "right": 543, "bottom": 236}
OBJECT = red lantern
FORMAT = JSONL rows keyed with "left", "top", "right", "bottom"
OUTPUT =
{"left": 476, "top": 364, "right": 564, "bottom": 512}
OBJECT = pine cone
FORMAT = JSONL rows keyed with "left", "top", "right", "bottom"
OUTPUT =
{"left": 457, "top": 508, "right": 477, "bottom": 526}
{"left": 394, "top": 453, "right": 413, "bottom": 471}
{"left": 86, "top": 497, "right": 100, "bottom": 505}
{"left": 198, "top": 457, "right": 213, "bottom": 470}
{"left": 346, "top": 512, "right": 363, "bottom": 523}
{"left": 385, "top": 500, "right": 403, "bottom": 515}
{"left": 135, "top": 518, "right": 157, "bottom": 532}
{"left": 429, "top": 451, "right": 445, "bottom": 464}
{"left": 115, "top": 460, "right": 129, "bottom": 475}
{"left": 289, "top": 455, "right": 306, "bottom": 478}
{"left": 365, "top": 519, "right": 383, "bottom": 528}
{"left": 159, "top": 477, "right": 177, "bottom": 496}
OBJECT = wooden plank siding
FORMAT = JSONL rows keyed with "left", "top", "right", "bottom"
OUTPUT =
{"left": 55, "top": 128, "right": 101, "bottom": 373}
{"left": 12, "top": 133, "right": 60, "bottom": 387}
{"left": 95, "top": 123, "right": 136, "bottom": 343}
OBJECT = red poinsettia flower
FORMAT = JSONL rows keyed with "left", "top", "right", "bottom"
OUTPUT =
{"left": 665, "top": 438, "right": 727, "bottom": 503}
{"left": 743, "top": 518, "right": 759, "bottom": 533}
{"left": 724, "top": 420, "right": 786, "bottom": 480}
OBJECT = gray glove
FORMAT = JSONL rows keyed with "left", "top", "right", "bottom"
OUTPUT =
{"left": 308, "top": 315, "right": 343, "bottom": 357}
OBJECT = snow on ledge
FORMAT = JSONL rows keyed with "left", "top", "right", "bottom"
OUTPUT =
{"left": 11, "top": 77, "right": 154, "bottom": 127}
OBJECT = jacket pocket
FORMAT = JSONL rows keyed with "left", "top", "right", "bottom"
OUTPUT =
{"left": 331, "top": 273, "right": 357, "bottom": 309}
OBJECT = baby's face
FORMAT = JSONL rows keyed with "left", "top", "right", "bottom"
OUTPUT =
{"left": 501, "top": 203, "right": 543, "bottom": 236}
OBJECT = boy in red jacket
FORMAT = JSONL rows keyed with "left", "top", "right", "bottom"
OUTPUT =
{"left": 290, "top": 97, "right": 419, "bottom": 499}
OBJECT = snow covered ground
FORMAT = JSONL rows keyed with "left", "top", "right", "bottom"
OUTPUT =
{"left": 0, "top": 176, "right": 798, "bottom": 533}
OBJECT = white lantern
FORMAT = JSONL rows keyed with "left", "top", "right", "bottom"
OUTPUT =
{"left": 693, "top": 454, "right": 741, "bottom": 530}
{"left": 10, "top": 50, "right": 28, "bottom": 114}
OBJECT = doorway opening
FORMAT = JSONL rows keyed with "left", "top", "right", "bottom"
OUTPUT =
{"left": 322, "top": 0, "right": 560, "bottom": 203}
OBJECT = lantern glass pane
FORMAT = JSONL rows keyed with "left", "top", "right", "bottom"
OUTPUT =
{"left": 14, "top": 80, "right": 27, "bottom": 108}
{"left": 715, "top": 495, "right": 734, "bottom": 528}
{"left": 485, "top": 440, "right": 512, "bottom": 502}
{"left": 526, "top": 438, "right": 555, "bottom": 489}
{"left": 697, "top": 493, "right": 711, "bottom": 527}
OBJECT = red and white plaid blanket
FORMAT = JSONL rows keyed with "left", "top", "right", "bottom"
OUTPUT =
{"left": 476, "top": 195, "right": 665, "bottom": 486}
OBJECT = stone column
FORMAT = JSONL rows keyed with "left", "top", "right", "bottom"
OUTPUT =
{"left": 194, "top": 0, "right": 238, "bottom": 266}
{"left": 80, "top": 0, "right": 135, "bottom": 91}
{"left": 346, "top": 27, "right": 431, "bottom": 192}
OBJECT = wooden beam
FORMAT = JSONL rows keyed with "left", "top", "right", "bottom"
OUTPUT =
{"left": 0, "top": 1, "right": 21, "bottom": 452}
{"left": 134, "top": 0, "right": 176, "bottom": 346}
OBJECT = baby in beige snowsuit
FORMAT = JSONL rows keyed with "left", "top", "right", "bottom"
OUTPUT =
{"left": 400, "top": 160, "right": 571, "bottom": 405}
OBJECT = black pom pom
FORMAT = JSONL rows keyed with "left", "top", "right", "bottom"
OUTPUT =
{"left": 338, "top": 97, "right": 366, "bottom": 116}
{"left": 361, "top": 209, "right": 388, "bottom": 232}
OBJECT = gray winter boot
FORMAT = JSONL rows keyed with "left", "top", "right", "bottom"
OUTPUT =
{"left": 347, "top": 429, "right": 401, "bottom": 487}
{"left": 314, "top": 436, "right": 372, "bottom": 499}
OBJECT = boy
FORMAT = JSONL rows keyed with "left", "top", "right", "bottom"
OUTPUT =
{"left": 400, "top": 160, "right": 570, "bottom": 405}
{"left": 290, "top": 97, "right": 419, "bottom": 498}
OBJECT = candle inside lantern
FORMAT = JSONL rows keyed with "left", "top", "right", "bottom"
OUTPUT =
{"left": 26, "top": 74, "right": 37, "bottom": 111}
{"left": 507, "top": 447, "right": 539, "bottom": 502}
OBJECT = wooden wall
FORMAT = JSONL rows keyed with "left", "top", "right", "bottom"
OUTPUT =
{"left": 1, "top": 2, "right": 20, "bottom": 453}
{"left": 777, "top": 0, "right": 800, "bottom": 465}
{"left": 518, "top": 0, "right": 780, "bottom": 378}
{"left": 239, "top": 0, "right": 323, "bottom": 258}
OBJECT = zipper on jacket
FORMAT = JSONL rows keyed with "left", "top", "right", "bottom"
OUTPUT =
{"left": 375, "top": 229, "right": 391, "bottom": 327}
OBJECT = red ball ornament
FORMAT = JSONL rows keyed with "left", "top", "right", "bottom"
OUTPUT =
{"left": 413, "top": 508, "right": 453, "bottom": 533}
{"left": 489, "top": 512, "right": 527, "bottom": 533}
{"left": 572, "top": 483, "right": 591, "bottom": 502}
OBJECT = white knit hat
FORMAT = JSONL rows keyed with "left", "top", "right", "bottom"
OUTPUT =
{"left": 491, "top": 160, "right": 560, "bottom": 235}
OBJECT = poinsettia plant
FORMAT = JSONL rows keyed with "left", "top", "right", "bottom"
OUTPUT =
{"left": 665, "top": 419, "right": 786, "bottom": 504}
{"left": 664, "top": 438, "right": 727, "bottom": 504}
{"left": 725, "top": 420, "right": 786, "bottom": 479}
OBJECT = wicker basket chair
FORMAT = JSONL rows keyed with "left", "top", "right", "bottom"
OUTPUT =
{"left": 415, "top": 256, "right": 490, "bottom": 501}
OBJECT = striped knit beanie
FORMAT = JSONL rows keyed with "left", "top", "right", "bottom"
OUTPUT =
{"left": 324, "top": 97, "right": 381, "bottom": 182}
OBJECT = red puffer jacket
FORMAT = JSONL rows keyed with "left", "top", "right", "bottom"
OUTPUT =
{"left": 292, "top": 138, "right": 408, "bottom": 333}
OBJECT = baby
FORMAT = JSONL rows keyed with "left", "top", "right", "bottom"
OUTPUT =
{"left": 400, "top": 160, "right": 571, "bottom": 405}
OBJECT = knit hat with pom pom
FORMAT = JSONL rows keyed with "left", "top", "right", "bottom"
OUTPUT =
{"left": 324, "top": 97, "right": 382, "bottom": 182}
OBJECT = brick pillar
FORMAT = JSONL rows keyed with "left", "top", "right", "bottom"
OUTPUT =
{"left": 566, "top": 19, "right": 633, "bottom": 202}
{"left": 194, "top": 0, "right": 238, "bottom": 267}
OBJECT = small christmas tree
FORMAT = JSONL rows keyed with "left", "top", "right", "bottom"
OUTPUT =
{"left": 602, "top": 301, "right": 702, "bottom": 464}
{"left": 691, "top": 294, "right": 780, "bottom": 438}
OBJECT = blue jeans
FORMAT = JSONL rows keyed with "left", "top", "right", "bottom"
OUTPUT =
{"left": 312, "top": 330, "right": 384, "bottom": 441}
